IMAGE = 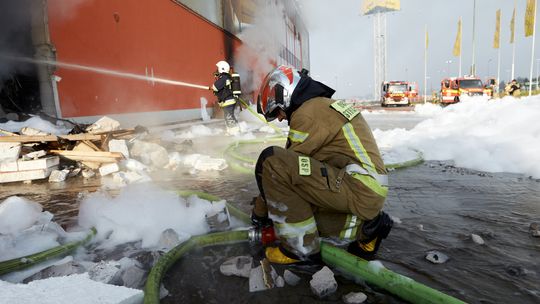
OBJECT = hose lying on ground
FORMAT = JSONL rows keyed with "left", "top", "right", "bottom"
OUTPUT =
{"left": 0, "top": 227, "right": 97, "bottom": 276}
{"left": 143, "top": 230, "right": 249, "bottom": 304}
{"left": 224, "top": 137, "right": 424, "bottom": 173}
{"left": 144, "top": 192, "right": 465, "bottom": 304}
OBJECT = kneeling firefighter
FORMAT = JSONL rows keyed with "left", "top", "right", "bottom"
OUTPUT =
{"left": 251, "top": 66, "right": 393, "bottom": 264}
{"left": 210, "top": 60, "right": 239, "bottom": 135}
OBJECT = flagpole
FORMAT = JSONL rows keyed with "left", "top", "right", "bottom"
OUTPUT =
{"left": 471, "top": 0, "right": 477, "bottom": 75}
{"left": 459, "top": 16, "right": 463, "bottom": 77}
{"left": 512, "top": 0, "right": 516, "bottom": 80}
{"left": 497, "top": 47, "right": 501, "bottom": 95}
{"left": 529, "top": 0, "right": 537, "bottom": 96}
{"left": 424, "top": 24, "right": 427, "bottom": 104}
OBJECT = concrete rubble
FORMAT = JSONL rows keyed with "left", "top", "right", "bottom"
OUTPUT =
{"left": 219, "top": 256, "right": 253, "bottom": 278}
{"left": 343, "top": 292, "right": 368, "bottom": 304}
{"left": 425, "top": 250, "right": 449, "bottom": 264}
{"left": 310, "top": 266, "right": 338, "bottom": 298}
{"left": 1, "top": 115, "right": 233, "bottom": 185}
{"left": 283, "top": 269, "right": 301, "bottom": 286}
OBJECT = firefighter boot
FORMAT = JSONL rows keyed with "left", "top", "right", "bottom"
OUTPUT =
{"left": 347, "top": 211, "right": 393, "bottom": 260}
{"left": 265, "top": 246, "right": 301, "bottom": 265}
{"left": 250, "top": 196, "right": 273, "bottom": 228}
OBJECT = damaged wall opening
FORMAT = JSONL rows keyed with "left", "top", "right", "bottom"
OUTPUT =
{"left": 0, "top": 0, "right": 42, "bottom": 122}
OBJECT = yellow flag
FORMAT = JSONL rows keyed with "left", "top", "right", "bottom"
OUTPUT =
{"left": 510, "top": 7, "right": 516, "bottom": 43}
{"left": 525, "top": 0, "right": 536, "bottom": 37}
{"left": 453, "top": 18, "right": 462, "bottom": 56}
{"left": 425, "top": 28, "right": 429, "bottom": 50}
{"left": 494, "top": 10, "right": 501, "bottom": 49}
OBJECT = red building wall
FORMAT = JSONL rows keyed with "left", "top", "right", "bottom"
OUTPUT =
{"left": 47, "top": 0, "right": 241, "bottom": 117}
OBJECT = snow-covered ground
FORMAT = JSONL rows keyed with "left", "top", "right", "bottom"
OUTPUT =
{"left": 1, "top": 95, "right": 539, "bottom": 302}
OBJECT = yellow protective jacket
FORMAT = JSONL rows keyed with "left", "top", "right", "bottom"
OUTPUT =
{"left": 287, "top": 97, "right": 386, "bottom": 176}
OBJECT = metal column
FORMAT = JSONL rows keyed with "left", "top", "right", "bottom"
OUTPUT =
{"left": 373, "top": 12, "right": 387, "bottom": 101}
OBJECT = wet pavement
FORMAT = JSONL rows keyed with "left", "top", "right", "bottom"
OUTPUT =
{"left": 1, "top": 113, "right": 539, "bottom": 303}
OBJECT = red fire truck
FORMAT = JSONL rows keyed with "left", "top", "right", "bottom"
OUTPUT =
{"left": 381, "top": 81, "right": 412, "bottom": 107}
{"left": 440, "top": 76, "right": 489, "bottom": 104}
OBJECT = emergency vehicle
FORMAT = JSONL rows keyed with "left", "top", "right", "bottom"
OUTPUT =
{"left": 406, "top": 82, "right": 419, "bottom": 101}
{"left": 381, "top": 81, "right": 411, "bottom": 107}
{"left": 440, "top": 76, "right": 487, "bottom": 104}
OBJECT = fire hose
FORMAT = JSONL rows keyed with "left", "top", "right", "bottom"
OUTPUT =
{"left": 143, "top": 191, "right": 465, "bottom": 304}
{"left": 0, "top": 228, "right": 97, "bottom": 276}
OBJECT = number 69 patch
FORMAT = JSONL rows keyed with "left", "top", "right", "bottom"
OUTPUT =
{"left": 298, "top": 156, "right": 311, "bottom": 176}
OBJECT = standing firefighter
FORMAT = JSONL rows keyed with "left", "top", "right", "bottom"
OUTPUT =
{"left": 210, "top": 60, "right": 239, "bottom": 135}
{"left": 252, "top": 66, "right": 393, "bottom": 264}
{"left": 505, "top": 79, "right": 521, "bottom": 97}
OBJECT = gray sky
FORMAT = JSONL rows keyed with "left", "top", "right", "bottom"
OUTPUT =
{"left": 299, "top": 0, "right": 540, "bottom": 99}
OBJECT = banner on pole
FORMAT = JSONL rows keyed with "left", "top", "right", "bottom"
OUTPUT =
{"left": 510, "top": 7, "right": 516, "bottom": 43}
{"left": 453, "top": 18, "right": 462, "bottom": 56}
{"left": 525, "top": 0, "right": 536, "bottom": 37}
{"left": 494, "top": 10, "right": 501, "bottom": 49}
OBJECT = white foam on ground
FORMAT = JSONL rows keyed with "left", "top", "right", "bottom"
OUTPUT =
{"left": 0, "top": 273, "right": 143, "bottom": 304}
{"left": 0, "top": 116, "right": 71, "bottom": 135}
{"left": 374, "top": 96, "right": 540, "bottom": 177}
{"left": 0, "top": 197, "right": 43, "bottom": 235}
{"left": 78, "top": 184, "right": 222, "bottom": 248}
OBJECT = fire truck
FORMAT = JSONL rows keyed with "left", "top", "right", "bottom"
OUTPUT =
{"left": 381, "top": 81, "right": 412, "bottom": 107}
{"left": 440, "top": 76, "right": 489, "bottom": 104}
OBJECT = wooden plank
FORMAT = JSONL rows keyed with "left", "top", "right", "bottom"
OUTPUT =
{"left": 49, "top": 150, "right": 124, "bottom": 158}
{"left": 0, "top": 134, "right": 102, "bottom": 143}
{"left": 73, "top": 142, "right": 101, "bottom": 169}
{"left": 52, "top": 155, "right": 119, "bottom": 163}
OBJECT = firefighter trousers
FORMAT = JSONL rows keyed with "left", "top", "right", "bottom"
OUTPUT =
{"left": 255, "top": 146, "right": 385, "bottom": 259}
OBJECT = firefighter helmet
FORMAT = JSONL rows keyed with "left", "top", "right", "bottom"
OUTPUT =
{"left": 216, "top": 61, "right": 230, "bottom": 74}
{"left": 257, "top": 65, "right": 301, "bottom": 122}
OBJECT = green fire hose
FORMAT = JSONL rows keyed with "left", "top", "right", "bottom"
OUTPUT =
{"left": 224, "top": 137, "right": 424, "bottom": 174}
{"left": 0, "top": 227, "right": 97, "bottom": 276}
{"left": 144, "top": 192, "right": 465, "bottom": 304}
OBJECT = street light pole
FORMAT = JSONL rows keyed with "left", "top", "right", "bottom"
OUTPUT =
{"left": 536, "top": 59, "right": 540, "bottom": 91}
{"left": 445, "top": 60, "right": 452, "bottom": 77}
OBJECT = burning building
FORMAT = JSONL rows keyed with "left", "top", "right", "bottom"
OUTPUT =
{"left": 0, "top": 0, "right": 309, "bottom": 126}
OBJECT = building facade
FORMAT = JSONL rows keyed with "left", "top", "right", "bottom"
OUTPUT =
{"left": 0, "top": 0, "right": 309, "bottom": 126}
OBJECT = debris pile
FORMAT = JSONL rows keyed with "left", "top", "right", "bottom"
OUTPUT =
{"left": 0, "top": 116, "right": 172, "bottom": 185}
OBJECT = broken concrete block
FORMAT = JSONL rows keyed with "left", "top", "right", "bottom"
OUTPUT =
{"left": 109, "top": 139, "right": 130, "bottom": 158}
{"left": 220, "top": 256, "right": 252, "bottom": 278}
{"left": 157, "top": 228, "right": 181, "bottom": 250}
{"left": 18, "top": 156, "right": 59, "bottom": 172}
{"left": 82, "top": 169, "right": 96, "bottom": 178}
{"left": 99, "top": 163, "right": 120, "bottom": 176}
{"left": 22, "top": 150, "right": 46, "bottom": 160}
{"left": 86, "top": 116, "right": 121, "bottom": 134}
{"left": 48, "top": 169, "right": 70, "bottom": 182}
{"left": 343, "top": 292, "right": 368, "bottom": 304}
{"left": 120, "top": 265, "right": 147, "bottom": 289}
{"left": 87, "top": 260, "right": 122, "bottom": 284}
{"left": 425, "top": 250, "right": 449, "bottom": 264}
{"left": 275, "top": 276, "right": 285, "bottom": 288}
{"left": 130, "top": 140, "right": 169, "bottom": 168}
{"left": 25, "top": 260, "right": 86, "bottom": 282}
{"left": 471, "top": 234, "right": 485, "bottom": 245}
{"left": 68, "top": 167, "right": 82, "bottom": 177}
{"left": 0, "top": 142, "right": 21, "bottom": 162}
{"left": 310, "top": 266, "right": 338, "bottom": 298}
{"left": 123, "top": 158, "right": 149, "bottom": 173}
{"left": 249, "top": 266, "right": 267, "bottom": 292}
{"left": 0, "top": 167, "right": 57, "bottom": 183}
{"left": 284, "top": 269, "right": 301, "bottom": 286}
{"left": 159, "top": 284, "right": 169, "bottom": 299}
